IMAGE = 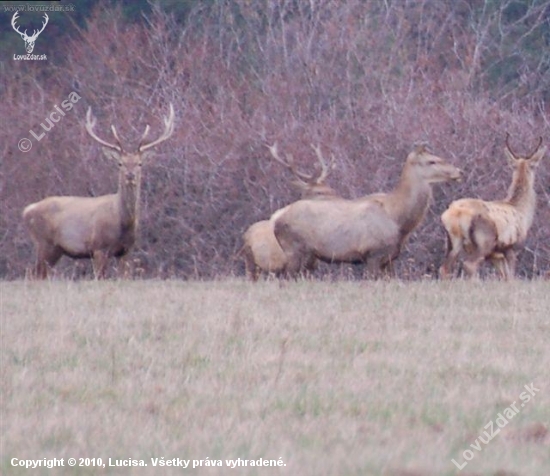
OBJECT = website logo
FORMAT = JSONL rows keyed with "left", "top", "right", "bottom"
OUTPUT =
{"left": 11, "top": 11, "right": 48, "bottom": 60}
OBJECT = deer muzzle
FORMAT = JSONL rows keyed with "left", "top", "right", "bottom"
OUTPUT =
{"left": 451, "top": 167, "right": 463, "bottom": 182}
{"left": 126, "top": 172, "right": 137, "bottom": 184}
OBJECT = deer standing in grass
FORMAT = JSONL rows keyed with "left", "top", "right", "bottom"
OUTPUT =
{"left": 242, "top": 143, "right": 338, "bottom": 280}
{"left": 439, "top": 135, "right": 545, "bottom": 280}
{"left": 22, "top": 104, "right": 175, "bottom": 279}
{"left": 273, "top": 144, "right": 462, "bottom": 277}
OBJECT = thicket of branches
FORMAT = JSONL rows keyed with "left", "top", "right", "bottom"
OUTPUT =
{"left": 2, "top": 0, "right": 550, "bottom": 279}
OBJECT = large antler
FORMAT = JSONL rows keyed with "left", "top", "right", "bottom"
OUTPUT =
{"left": 85, "top": 108, "right": 123, "bottom": 152}
{"left": 267, "top": 143, "right": 316, "bottom": 185}
{"left": 138, "top": 103, "right": 175, "bottom": 152}
{"left": 309, "top": 143, "right": 334, "bottom": 184}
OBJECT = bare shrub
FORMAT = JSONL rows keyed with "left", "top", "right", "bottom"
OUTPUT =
{"left": 2, "top": 1, "right": 550, "bottom": 279}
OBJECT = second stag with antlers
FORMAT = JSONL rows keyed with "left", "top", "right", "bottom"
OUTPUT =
{"left": 273, "top": 144, "right": 462, "bottom": 277}
{"left": 22, "top": 104, "right": 175, "bottom": 279}
{"left": 439, "top": 134, "right": 546, "bottom": 280}
{"left": 241, "top": 143, "right": 338, "bottom": 280}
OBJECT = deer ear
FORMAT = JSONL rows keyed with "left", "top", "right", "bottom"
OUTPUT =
{"left": 414, "top": 144, "right": 427, "bottom": 154}
{"left": 101, "top": 147, "right": 121, "bottom": 162}
{"left": 503, "top": 147, "right": 517, "bottom": 166}
{"left": 529, "top": 146, "right": 546, "bottom": 167}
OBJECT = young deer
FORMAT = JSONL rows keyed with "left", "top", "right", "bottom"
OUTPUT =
{"left": 439, "top": 135, "right": 545, "bottom": 279}
{"left": 273, "top": 144, "right": 462, "bottom": 277}
{"left": 23, "top": 104, "right": 174, "bottom": 279}
{"left": 241, "top": 143, "right": 338, "bottom": 280}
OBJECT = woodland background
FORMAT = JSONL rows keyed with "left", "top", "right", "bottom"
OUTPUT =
{"left": 1, "top": 0, "right": 550, "bottom": 279}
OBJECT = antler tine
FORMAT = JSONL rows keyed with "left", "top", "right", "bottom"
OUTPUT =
{"left": 287, "top": 154, "right": 314, "bottom": 181}
{"left": 138, "top": 103, "right": 175, "bottom": 152}
{"left": 310, "top": 143, "right": 333, "bottom": 184}
{"left": 266, "top": 142, "right": 288, "bottom": 167}
{"left": 505, "top": 132, "right": 518, "bottom": 160}
{"left": 110, "top": 125, "right": 125, "bottom": 150}
{"left": 529, "top": 136, "right": 543, "bottom": 158}
{"left": 85, "top": 107, "right": 123, "bottom": 152}
{"left": 137, "top": 125, "right": 151, "bottom": 149}
{"left": 266, "top": 143, "right": 312, "bottom": 182}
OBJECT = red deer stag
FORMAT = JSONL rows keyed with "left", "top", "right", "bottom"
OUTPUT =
{"left": 273, "top": 144, "right": 462, "bottom": 277}
{"left": 241, "top": 143, "right": 338, "bottom": 280}
{"left": 22, "top": 104, "right": 175, "bottom": 279}
{"left": 439, "top": 135, "right": 545, "bottom": 280}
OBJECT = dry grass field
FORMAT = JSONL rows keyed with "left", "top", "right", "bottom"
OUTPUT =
{"left": 1, "top": 279, "right": 549, "bottom": 476}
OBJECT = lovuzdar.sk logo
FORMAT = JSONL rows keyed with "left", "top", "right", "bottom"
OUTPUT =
{"left": 11, "top": 11, "right": 48, "bottom": 60}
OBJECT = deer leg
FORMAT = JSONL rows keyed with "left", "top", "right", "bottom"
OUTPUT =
{"left": 489, "top": 253, "right": 506, "bottom": 279}
{"left": 374, "top": 255, "right": 391, "bottom": 279}
{"left": 304, "top": 255, "right": 317, "bottom": 278}
{"left": 273, "top": 221, "right": 306, "bottom": 277}
{"left": 364, "top": 250, "right": 387, "bottom": 280}
{"left": 439, "top": 232, "right": 461, "bottom": 279}
{"left": 379, "top": 257, "right": 396, "bottom": 280}
{"left": 250, "top": 265, "right": 260, "bottom": 282}
{"left": 241, "top": 246, "right": 258, "bottom": 281}
{"left": 118, "top": 254, "right": 136, "bottom": 279}
{"left": 466, "top": 214, "right": 499, "bottom": 279}
{"left": 35, "top": 260, "right": 48, "bottom": 280}
{"left": 35, "top": 244, "right": 62, "bottom": 279}
{"left": 375, "top": 241, "right": 401, "bottom": 280}
{"left": 363, "top": 256, "right": 380, "bottom": 280}
{"left": 291, "top": 249, "right": 315, "bottom": 279}
{"left": 463, "top": 258, "right": 483, "bottom": 279}
{"left": 92, "top": 250, "right": 109, "bottom": 279}
{"left": 502, "top": 248, "right": 517, "bottom": 281}
{"left": 463, "top": 246, "right": 488, "bottom": 279}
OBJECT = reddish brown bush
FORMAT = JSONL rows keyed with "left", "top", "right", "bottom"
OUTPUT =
{"left": 2, "top": 1, "right": 550, "bottom": 279}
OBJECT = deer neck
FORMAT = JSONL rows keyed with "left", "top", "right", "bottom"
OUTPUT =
{"left": 386, "top": 165, "right": 432, "bottom": 237}
{"left": 506, "top": 170, "right": 536, "bottom": 225}
{"left": 117, "top": 177, "right": 140, "bottom": 233}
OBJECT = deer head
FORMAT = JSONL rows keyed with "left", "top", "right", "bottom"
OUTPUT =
{"left": 11, "top": 11, "right": 48, "bottom": 53}
{"left": 504, "top": 133, "right": 545, "bottom": 169}
{"left": 503, "top": 133, "right": 546, "bottom": 206}
{"left": 405, "top": 144, "right": 462, "bottom": 183}
{"left": 85, "top": 104, "right": 175, "bottom": 192}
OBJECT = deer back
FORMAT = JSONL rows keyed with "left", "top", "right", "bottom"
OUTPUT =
{"left": 274, "top": 198, "right": 399, "bottom": 261}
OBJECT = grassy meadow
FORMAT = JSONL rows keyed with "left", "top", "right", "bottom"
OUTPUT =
{"left": 1, "top": 279, "right": 549, "bottom": 476}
